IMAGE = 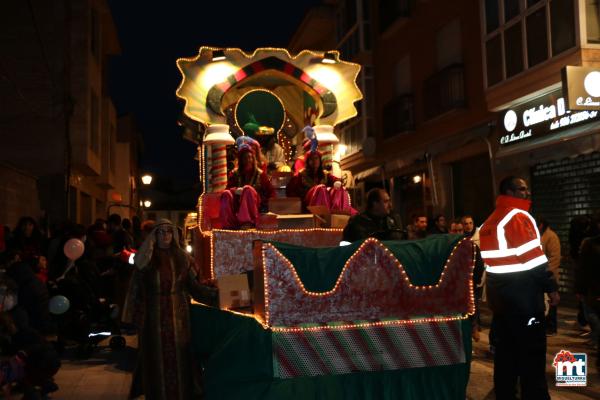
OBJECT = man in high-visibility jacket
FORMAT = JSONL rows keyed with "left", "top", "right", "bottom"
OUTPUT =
{"left": 480, "top": 176, "right": 559, "bottom": 400}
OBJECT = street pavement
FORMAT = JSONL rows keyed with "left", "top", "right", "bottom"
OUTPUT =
{"left": 46, "top": 306, "right": 599, "bottom": 399}
{"left": 468, "top": 305, "right": 600, "bottom": 399}
{"left": 51, "top": 335, "right": 136, "bottom": 399}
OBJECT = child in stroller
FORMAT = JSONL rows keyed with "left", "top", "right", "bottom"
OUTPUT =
{"left": 49, "top": 255, "right": 125, "bottom": 358}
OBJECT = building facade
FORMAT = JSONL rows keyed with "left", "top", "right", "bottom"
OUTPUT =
{"left": 0, "top": 0, "right": 139, "bottom": 228}
{"left": 289, "top": 0, "right": 499, "bottom": 225}
{"left": 369, "top": 0, "right": 497, "bottom": 226}
{"left": 480, "top": 0, "right": 600, "bottom": 295}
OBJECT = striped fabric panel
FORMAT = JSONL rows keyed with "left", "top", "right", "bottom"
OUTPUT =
{"left": 272, "top": 319, "right": 466, "bottom": 379}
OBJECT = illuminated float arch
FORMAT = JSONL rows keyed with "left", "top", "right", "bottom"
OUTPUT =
{"left": 176, "top": 47, "right": 363, "bottom": 220}
{"left": 176, "top": 47, "right": 362, "bottom": 127}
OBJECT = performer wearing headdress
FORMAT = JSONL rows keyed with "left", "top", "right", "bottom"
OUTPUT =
{"left": 286, "top": 128, "right": 355, "bottom": 214}
{"left": 242, "top": 116, "right": 268, "bottom": 170}
{"left": 292, "top": 138, "right": 312, "bottom": 175}
{"left": 128, "top": 219, "right": 214, "bottom": 400}
{"left": 219, "top": 137, "right": 275, "bottom": 229}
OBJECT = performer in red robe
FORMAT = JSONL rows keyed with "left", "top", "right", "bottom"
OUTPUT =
{"left": 292, "top": 138, "right": 311, "bottom": 175}
{"left": 220, "top": 142, "right": 275, "bottom": 229}
{"left": 286, "top": 149, "right": 355, "bottom": 214}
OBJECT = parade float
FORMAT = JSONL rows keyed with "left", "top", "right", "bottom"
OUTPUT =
{"left": 176, "top": 47, "right": 363, "bottom": 281}
{"left": 176, "top": 47, "right": 475, "bottom": 399}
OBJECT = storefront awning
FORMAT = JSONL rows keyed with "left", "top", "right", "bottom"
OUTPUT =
{"left": 495, "top": 120, "right": 600, "bottom": 159}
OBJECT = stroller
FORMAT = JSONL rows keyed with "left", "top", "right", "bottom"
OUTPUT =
{"left": 49, "top": 257, "right": 125, "bottom": 358}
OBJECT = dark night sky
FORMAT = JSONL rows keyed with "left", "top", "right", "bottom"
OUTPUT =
{"left": 108, "top": 0, "right": 323, "bottom": 184}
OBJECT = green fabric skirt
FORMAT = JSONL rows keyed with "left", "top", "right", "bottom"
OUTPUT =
{"left": 190, "top": 304, "right": 471, "bottom": 400}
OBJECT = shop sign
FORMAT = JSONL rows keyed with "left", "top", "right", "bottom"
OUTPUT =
{"left": 499, "top": 89, "right": 600, "bottom": 146}
{"left": 562, "top": 66, "right": 600, "bottom": 111}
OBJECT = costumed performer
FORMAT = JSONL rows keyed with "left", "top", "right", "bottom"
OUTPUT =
{"left": 286, "top": 128, "right": 355, "bottom": 214}
{"left": 220, "top": 136, "right": 275, "bottom": 229}
{"left": 292, "top": 138, "right": 311, "bottom": 175}
{"left": 128, "top": 219, "right": 215, "bottom": 400}
{"left": 242, "top": 117, "right": 268, "bottom": 170}
{"left": 263, "top": 134, "right": 286, "bottom": 172}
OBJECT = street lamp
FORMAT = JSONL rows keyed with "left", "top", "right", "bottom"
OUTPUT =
{"left": 143, "top": 200, "right": 152, "bottom": 208}
{"left": 412, "top": 174, "right": 422, "bottom": 184}
{"left": 141, "top": 174, "right": 153, "bottom": 185}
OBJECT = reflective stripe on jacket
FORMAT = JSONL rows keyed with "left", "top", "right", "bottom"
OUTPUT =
{"left": 480, "top": 195, "right": 548, "bottom": 274}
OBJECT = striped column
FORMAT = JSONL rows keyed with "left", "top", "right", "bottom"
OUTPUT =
{"left": 210, "top": 144, "right": 228, "bottom": 192}
{"left": 203, "top": 124, "right": 235, "bottom": 193}
{"left": 314, "top": 125, "right": 338, "bottom": 172}
{"left": 319, "top": 143, "right": 334, "bottom": 170}
{"left": 202, "top": 145, "right": 210, "bottom": 193}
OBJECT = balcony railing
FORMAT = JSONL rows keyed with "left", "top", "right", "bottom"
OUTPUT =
{"left": 423, "top": 63, "right": 466, "bottom": 120}
{"left": 379, "top": 0, "right": 414, "bottom": 33}
{"left": 383, "top": 94, "right": 415, "bottom": 139}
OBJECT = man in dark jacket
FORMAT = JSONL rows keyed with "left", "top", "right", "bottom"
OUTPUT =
{"left": 429, "top": 214, "right": 448, "bottom": 234}
{"left": 108, "top": 214, "right": 132, "bottom": 254}
{"left": 343, "top": 188, "right": 404, "bottom": 242}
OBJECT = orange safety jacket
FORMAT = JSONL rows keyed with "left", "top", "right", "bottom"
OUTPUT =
{"left": 479, "top": 195, "right": 548, "bottom": 274}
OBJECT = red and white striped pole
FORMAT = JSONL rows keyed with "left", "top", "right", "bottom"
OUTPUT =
{"left": 210, "top": 144, "right": 228, "bottom": 192}
{"left": 203, "top": 124, "right": 235, "bottom": 193}
{"left": 319, "top": 144, "right": 333, "bottom": 169}
{"left": 203, "top": 144, "right": 211, "bottom": 192}
{"left": 314, "top": 125, "right": 339, "bottom": 173}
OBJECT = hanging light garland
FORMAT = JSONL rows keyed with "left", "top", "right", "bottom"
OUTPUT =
{"left": 259, "top": 237, "right": 476, "bottom": 327}
{"left": 206, "top": 227, "right": 343, "bottom": 279}
{"left": 278, "top": 130, "right": 294, "bottom": 163}
{"left": 270, "top": 314, "right": 468, "bottom": 333}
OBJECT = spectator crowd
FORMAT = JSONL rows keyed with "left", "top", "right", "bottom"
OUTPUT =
{"left": 0, "top": 214, "right": 157, "bottom": 398}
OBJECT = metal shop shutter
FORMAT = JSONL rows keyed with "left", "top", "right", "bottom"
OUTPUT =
{"left": 531, "top": 151, "right": 600, "bottom": 297}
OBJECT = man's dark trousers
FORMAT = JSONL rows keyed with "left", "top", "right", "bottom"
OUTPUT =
{"left": 492, "top": 313, "right": 550, "bottom": 400}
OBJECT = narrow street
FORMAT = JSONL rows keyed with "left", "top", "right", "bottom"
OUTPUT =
{"left": 48, "top": 305, "right": 600, "bottom": 399}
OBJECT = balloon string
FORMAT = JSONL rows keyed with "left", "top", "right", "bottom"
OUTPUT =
{"left": 57, "top": 260, "right": 75, "bottom": 282}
